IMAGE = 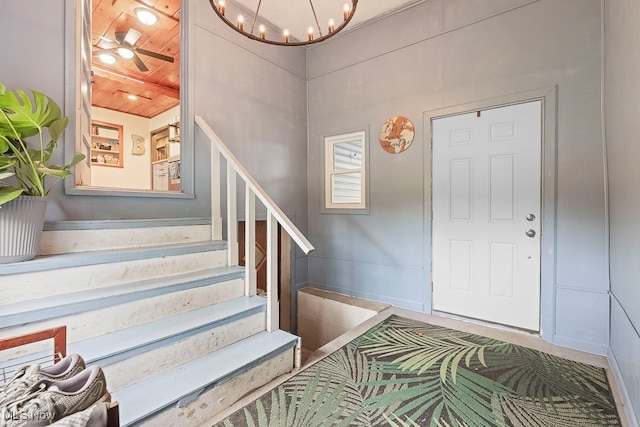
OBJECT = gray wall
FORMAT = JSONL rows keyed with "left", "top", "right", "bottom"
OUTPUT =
{"left": 1, "top": 0, "right": 308, "bottom": 228}
{"left": 1, "top": 0, "right": 309, "bottom": 285}
{"left": 307, "top": 0, "right": 608, "bottom": 354}
{"left": 192, "top": 0, "right": 310, "bottom": 288}
{"left": 604, "top": 1, "right": 640, "bottom": 424}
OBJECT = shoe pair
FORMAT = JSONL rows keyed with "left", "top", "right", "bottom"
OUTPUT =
{"left": 0, "top": 355, "right": 110, "bottom": 427}
{"left": 0, "top": 354, "right": 86, "bottom": 408}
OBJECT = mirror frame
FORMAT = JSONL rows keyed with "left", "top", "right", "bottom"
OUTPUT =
{"left": 64, "top": 0, "right": 195, "bottom": 199}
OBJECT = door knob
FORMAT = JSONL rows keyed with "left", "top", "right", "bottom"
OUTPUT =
{"left": 526, "top": 214, "right": 536, "bottom": 222}
{"left": 526, "top": 229, "right": 536, "bottom": 238}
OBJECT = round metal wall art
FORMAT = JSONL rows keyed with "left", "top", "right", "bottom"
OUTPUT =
{"left": 379, "top": 116, "right": 415, "bottom": 154}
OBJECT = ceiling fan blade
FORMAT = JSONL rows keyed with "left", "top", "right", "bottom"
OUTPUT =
{"left": 135, "top": 48, "right": 175, "bottom": 63}
{"left": 131, "top": 52, "right": 149, "bottom": 72}
{"left": 124, "top": 28, "right": 142, "bottom": 46}
{"left": 91, "top": 33, "right": 115, "bottom": 43}
{"left": 92, "top": 48, "right": 119, "bottom": 55}
{"left": 93, "top": 33, "right": 117, "bottom": 49}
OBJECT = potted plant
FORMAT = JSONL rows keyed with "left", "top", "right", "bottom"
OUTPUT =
{"left": 0, "top": 83, "right": 84, "bottom": 263}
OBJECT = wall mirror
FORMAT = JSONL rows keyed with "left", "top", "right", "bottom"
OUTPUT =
{"left": 69, "top": 0, "right": 190, "bottom": 195}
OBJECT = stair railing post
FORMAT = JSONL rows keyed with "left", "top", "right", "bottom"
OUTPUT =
{"left": 266, "top": 211, "right": 279, "bottom": 332}
{"left": 227, "top": 168, "right": 239, "bottom": 266}
{"left": 211, "top": 148, "right": 223, "bottom": 241}
{"left": 245, "top": 189, "right": 256, "bottom": 296}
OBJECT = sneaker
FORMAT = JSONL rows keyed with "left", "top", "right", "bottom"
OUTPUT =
{"left": 0, "top": 355, "right": 85, "bottom": 407}
{"left": 27, "top": 401, "right": 113, "bottom": 427}
{"left": 47, "top": 400, "right": 118, "bottom": 427}
{"left": 0, "top": 366, "right": 110, "bottom": 427}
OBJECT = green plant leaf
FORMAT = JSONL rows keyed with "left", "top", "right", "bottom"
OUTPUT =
{"left": 0, "top": 186, "right": 24, "bottom": 206}
{"left": 0, "top": 155, "right": 16, "bottom": 171}
{"left": 48, "top": 117, "right": 68, "bottom": 143}
{"left": 35, "top": 165, "right": 69, "bottom": 178}
{"left": 0, "top": 88, "right": 61, "bottom": 138}
{"left": 0, "top": 83, "right": 76, "bottom": 205}
{"left": 68, "top": 153, "right": 86, "bottom": 168}
{"left": 0, "top": 134, "right": 9, "bottom": 154}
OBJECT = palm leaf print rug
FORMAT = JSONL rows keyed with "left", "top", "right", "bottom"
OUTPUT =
{"left": 214, "top": 315, "right": 621, "bottom": 427}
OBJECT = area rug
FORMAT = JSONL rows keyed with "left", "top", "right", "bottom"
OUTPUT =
{"left": 213, "top": 315, "right": 621, "bottom": 426}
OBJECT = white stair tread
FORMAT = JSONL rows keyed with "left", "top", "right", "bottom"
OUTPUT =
{"left": 113, "top": 330, "right": 298, "bottom": 426}
{"left": 69, "top": 296, "right": 266, "bottom": 364}
{"left": 1, "top": 266, "right": 244, "bottom": 329}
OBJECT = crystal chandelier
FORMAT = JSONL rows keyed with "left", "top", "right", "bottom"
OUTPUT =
{"left": 209, "top": 0, "right": 358, "bottom": 46}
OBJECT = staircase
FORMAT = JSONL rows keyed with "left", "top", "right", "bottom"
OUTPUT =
{"left": 0, "top": 117, "right": 315, "bottom": 426}
{"left": 0, "top": 218, "right": 301, "bottom": 426}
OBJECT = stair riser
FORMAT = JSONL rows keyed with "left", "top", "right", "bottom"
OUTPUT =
{"left": 40, "top": 225, "right": 213, "bottom": 255}
{"left": 102, "top": 312, "right": 266, "bottom": 391}
{"left": 0, "top": 279, "right": 245, "bottom": 359}
{"left": 0, "top": 250, "right": 228, "bottom": 305}
{"left": 1, "top": 215, "right": 296, "bottom": 426}
{"left": 138, "top": 347, "right": 295, "bottom": 427}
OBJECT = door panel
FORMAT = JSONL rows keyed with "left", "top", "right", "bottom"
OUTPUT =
{"left": 432, "top": 101, "right": 542, "bottom": 331}
{"left": 450, "top": 159, "right": 473, "bottom": 221}
{"left": 490, "top": 155, "right": 516, "bottom": 221}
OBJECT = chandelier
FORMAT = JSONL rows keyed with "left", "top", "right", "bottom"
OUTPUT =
{"left": 209, "top": 0, "right": 358, "bottom": 46}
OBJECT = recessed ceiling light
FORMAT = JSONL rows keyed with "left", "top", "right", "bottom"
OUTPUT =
{"left": 117, "top": 47, "right": 135, "bottom": 59}
{"left": 98, "top": 52, "right": 117, "bottom": 65}
{"left": 127, "top": 94, "right": 138, "bottom": 100}
{"left": 135, "top": 7, "right": 158, "bottom": 26}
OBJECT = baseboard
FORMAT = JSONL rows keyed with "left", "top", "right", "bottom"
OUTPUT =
{"left": 607, "top": 347, "right": 640, "bottom": 427}
{"left": 551, "top": 334, "right": 608, "bottom": 356}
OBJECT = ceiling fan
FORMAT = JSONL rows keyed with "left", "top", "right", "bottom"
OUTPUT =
{"left": 94, "top": 28, "right": 174, "bottom": 72}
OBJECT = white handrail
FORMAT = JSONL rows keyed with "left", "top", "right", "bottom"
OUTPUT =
{"left": 196, "top": 115, "right": 314, "bottom": 333}
{"left": 196, "top": 116, "right": 314, "bottom": 254}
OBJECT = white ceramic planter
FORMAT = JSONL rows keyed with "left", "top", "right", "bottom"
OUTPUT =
{"left": 0, "top": 196, "right": 48, "bottom": 263}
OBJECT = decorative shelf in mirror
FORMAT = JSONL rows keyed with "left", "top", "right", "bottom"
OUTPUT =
{"left": 91, "top": 121, "right": 123, "bottom": 168}
{"left": 168, "top": 122, "right": 180, "bottom": 142}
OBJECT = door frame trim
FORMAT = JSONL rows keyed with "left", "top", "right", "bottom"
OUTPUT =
{"left": 423, "top": 86, "right": 557, "bottom": 342}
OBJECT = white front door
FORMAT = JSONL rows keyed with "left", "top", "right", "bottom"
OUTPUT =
{"left": 432, "top": 101, "right": 542, "bottom": 331}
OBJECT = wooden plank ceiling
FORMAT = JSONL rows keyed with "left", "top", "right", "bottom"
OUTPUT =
{"left": 92, "top": 0, "right": 180, "bottom": 118}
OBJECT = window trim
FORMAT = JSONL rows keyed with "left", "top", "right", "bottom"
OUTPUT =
{"left": 322, "top": 130, "right": 369, "bottom": 214}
